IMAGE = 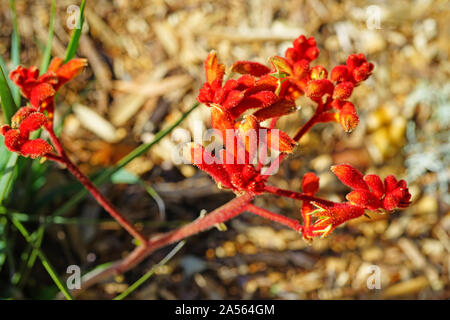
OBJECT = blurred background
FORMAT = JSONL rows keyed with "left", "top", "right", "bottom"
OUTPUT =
{"left": 0, "top": 0, "right": 448, "bottom": 299}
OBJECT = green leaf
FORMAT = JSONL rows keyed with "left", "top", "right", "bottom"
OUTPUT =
{"left": 9, "top": 0, "right": 20, "bottom": 107}
{"left": 65, "top": 0, "right": 86, "bottom": 62}
{"left": 0, "top": 217, "right": 7, "bottom": 271}
{"left": 39, "top": 0, "right": 56, "bottom": 74}
{"left": 0, "top": 153, "right": 18, "bottom": 205}
{"left": 110, "top": 168, "right": 140, "bottom": 185}
{"left": 50, "top": 101, "right": 200, "bottom": 218}
{"left": 10, "top": 218, "right": 73, "bottom": 300}
{"left": 0, "top": 62, "right": 17, "bottom": 124}
{"left": 114, "top": 240, "right": 185, "bottom": 300}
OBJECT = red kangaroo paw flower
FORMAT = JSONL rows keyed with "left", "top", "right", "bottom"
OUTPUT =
{"left": 2, "top": 128, "right": 25, "bottom": 153}
{"left": 300, "top": 172, "right": 320, "bottom": 237}
{"left": 292, "top": 59, "right": 311, "bottom": 79}
{"left": 285, "top": 35, "right": 319, "bottom": 65}
{"left": 19, "top": 139, "right": 52, "bottom": 159}
{"left": 302, "top": 172, "right": 320, "bottom": 196}
{"left": 47, "top": 57, "right": 64, "bottom": 72}
{"left": 9, "top": 58, "right": 87, "bottom": 127}
{"left": 337, "top": 101, "right": 359, "bottom": 132}
{"left": 231, "top": 61, "right": 271, "bottom": 77}
{"left": 211, "top": 105, "right": 234, "bottom": 138}
{"left": 305, "top": 79, "right": 334, "bottom": 102}
{"left": 29, "top": 82, "right": 56, "bottom": 109}
{"left": 18, "top": 112, "right": 48, "bottom": 137}
{"left": 382, "top": 175, "right": 411, "bottom": 210}
{"left": 310, "top": 65, "right": 328, "bottom": 80}
{"left": 363, "top": 174, "right": 384, "bottom": 199}
{"left": 332, "top": 81, "right": 354, "bottom": 100}
{"left": 198, "top": 82, "right": 215, "bottom": 105}
{"left": 253, "top": 99, "right": 296, "bottom": 121}
{"left": 331, "top": 165, "right": 411, "bottom": 212}
{"left": 205, "top": 51, "right": 225, "bottom": 89}
{"left": 346, "top": 190, "right": 383, "bottom": 210}
{"left": 346, "top": 53, "right": 374, "bottom": 83}
{"left": 330, "top": 65, "right": 351, "bottom": 83}
{"left": 229, "top": 90, "right": 278, "bottom": 118}
{"left": 303, "top": 202, "right": 365, "bottom": 238}
{"left": 53, "top": 58, "right": 88, "bottom": 89}
{"left": 185, "top": 143, "right": 234, "bottom": 190}
{"left": 11, "top": 107, "right": 36, "bottom": 128}
{"left": 266, "top": 129, "right": 296, "bottom": 153}
{"left": 331, "top": 164, "right": 369, "bottom": 190}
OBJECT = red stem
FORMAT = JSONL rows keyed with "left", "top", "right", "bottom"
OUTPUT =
{"left": 77, "top": 193, "right": 254, "bottom": 292}
{"left": 261, "top": 111, "right": 322, "bottom": 179}
{"left": 246, "top": 204, "right": 303, "bottom": 232}
{"left": 264, "top": 185, "right": 334, "bottom": 206}
{"left": 46, "top": 153, "right": 148, "bottom": 245}
{"left": 293, "top": 112, "right": 320, "bottom": 142}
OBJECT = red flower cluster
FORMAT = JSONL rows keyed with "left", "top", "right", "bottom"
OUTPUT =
{"left": 231, "top": 36, "right": 374, "bottom": 133}
{"left": 191, "top": 51, "right": 299, "bottom": 194}
{"left": 300, "top": 171, "right": 367, "bottom": 239}
{"left": 10, "top": 57, "right": 87, "bottom": 125}
{"left": 2, "top": 58, "right": 87, "bottom": 159}
{"left": 301, "top": 164, "right": 410, "bottom": 239}
{"left": 1, "top": 107, "right": 52, "bottom": 158}
{"left": 299, "top": 172, "right": 364, "bottom": 239}
{"left": 331, "top": 164, "right": 412, "bottom": 211}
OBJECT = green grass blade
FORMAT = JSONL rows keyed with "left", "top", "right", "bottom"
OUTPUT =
{"left": 0, "top": 153, "right": 18, "bottom": 205}
{"left": 39, "top": 0, "right": 56, "bottom": 74}
{"left": 10, "top": 218, "right": 73, "bottom": 300}
{"left": 0, "top": 62, "right": 17, "bottom": 124}
{"left": 51, "top": 101, "right": 200, "bottom": 218}
{"left": 9, "top": 0, "right": 20, "bottom": 106}
{"left": 65, "top": 0, "right": 86, "bottom": 62}
{"left": 114, "top": 240, "right": 185, "bottom": 300}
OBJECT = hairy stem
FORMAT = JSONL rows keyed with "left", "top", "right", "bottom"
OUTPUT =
{"left": 293, "top": 112, "right": 320, "bottom": 142}
{"left": 246, "top": 204, "right": 302, "bottom": 232}
{"left": 76, "top": 193, "right": 254, "bottom": 293}
{"left": 264, "top": 185, "right": 334, "bottom": 206}
{"left": 46, "top": 153, "right": 148, "bottom": 245}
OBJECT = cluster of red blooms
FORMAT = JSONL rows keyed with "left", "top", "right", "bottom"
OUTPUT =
{"left": 0, "top": 35, "right": 411, "bottom": 240}
{"left": 190, "top": 34, "right": 410, "bottom": 238}
{"left": 1, "top": 57, "right": 87, "bottom": 158}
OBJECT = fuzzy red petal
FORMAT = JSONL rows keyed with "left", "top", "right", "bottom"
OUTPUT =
{"left": 337, "top": 101, "right": 359, "bottom": 132}
{"left": 253, "top": 99, "right": 296, "bottom": 121}
{"left": 55, "top": 58, "right": 88, "bottom": 89}
{"left": 363, "top": 174, "right": 384, "bottom": 199}
{"left": 19, "top": 139, "right": 52, "bottom": 159}
{"left": 266, "top": 129, "right": 296, "bottom": 153}
{"left": 229, "top": 91, "right": 278, "bottom": 118}
{"left": 185, "top": 144, "right": 233, "bottom": 190}
{"left": 11, "top": 107, "right": 36, "bottom": 128}
{"left": 331, "top": 164, "right": 369, "bottom": 191}
{"left": 205, "top": 51, "right": 225, "bottom": 88}
{"left": 231, "top": 61, "right": 271, "bottom": 77}
{"left": 29, "top": 82, "right": 56, "bottom": 108}
{"left": 330, "top": 65, "right": 351, "bottom": 83}
{"left": 346, "top": 190, "right": 382, "bottom": 210}
{"left": 305, "top": 79, "right": 334, "bottom": 101}
{"left": 302, "top": 172, "right": 320, "bottom": 195}
{"left": 332, "top": 81, "right": 354, "bottom": 100}
{"left": 18, "top": 112, "right": 48, "bottom": 137}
